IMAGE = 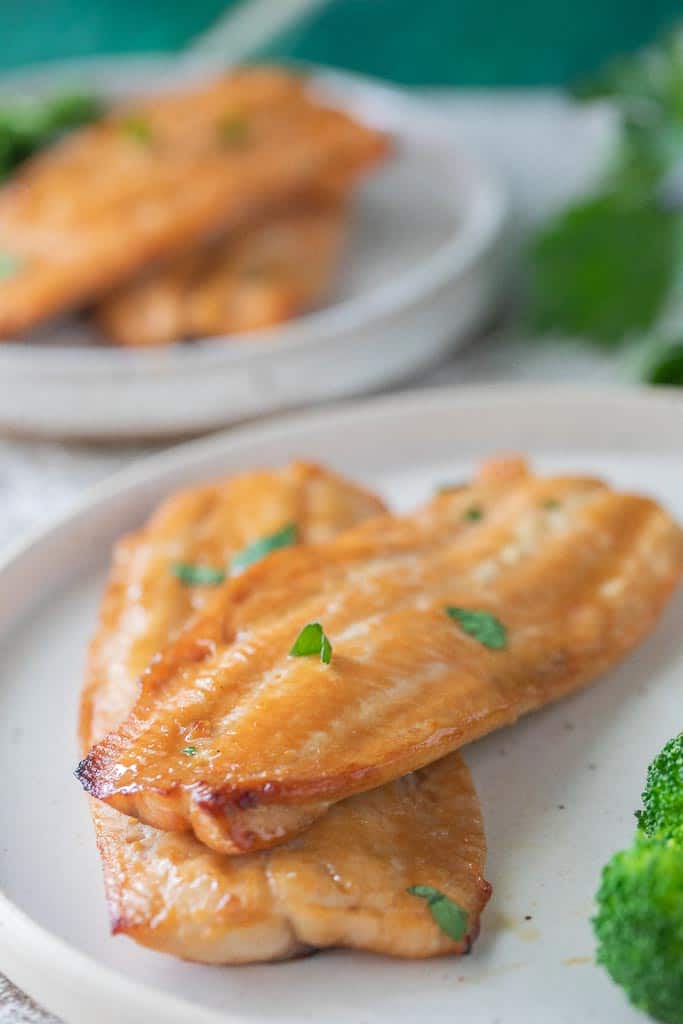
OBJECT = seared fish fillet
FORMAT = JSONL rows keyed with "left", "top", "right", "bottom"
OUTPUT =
{"left": 82, "top": 463, "right": 490, "bottom": 961}
{"left": 80, "top": 461, "right": 386, "bottom": 747}
{"left": 93, "top": 195, "right": 347, "bottom": 347}
{"left": 0, "top": 68, "right": 388, "bottom": 337}
{"left": 79, "top": 457, "right": 683, "bottom": 854}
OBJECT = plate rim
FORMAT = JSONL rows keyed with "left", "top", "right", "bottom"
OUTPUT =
{"left": 0, "top": 384, "right": 680, "bottom": 1024}
{"left": 0, "top": 55, "right": 507, "bottom": 371}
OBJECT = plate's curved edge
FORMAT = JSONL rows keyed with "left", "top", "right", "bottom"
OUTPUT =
{"left": 0, "top": 892, "right": 230, "bottom": 1024}
{"left": 0, "top": 56, "right": 509, "bottom": 373}
{"left": 0, "top": 385, "right": 680, "bottom": 1023}
{"left": 0, "top": 383, "right": 680, "bottom": 581}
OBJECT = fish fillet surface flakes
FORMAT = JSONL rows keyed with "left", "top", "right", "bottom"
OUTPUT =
{"left": 82, "top": 463, "right": 489, "bottom": 962}
{"left": 93, "top": 195, "right": 348, "bottom": 347}
{"left": 79, "top": 457, "right": 683, "bottom": 854}
{"left": 0, "top": 67, "right": 388, "bottom": 337}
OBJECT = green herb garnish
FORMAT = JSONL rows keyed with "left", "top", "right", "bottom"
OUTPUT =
{"left": 181, "top": 745, "right": 197, "bottom": 756}
{"left": 465, "top": 505, "right": 484, "bottom": 521}
{"left": 543, "top": 498, "right": 561, "bottom": 510}
{"left": 527, "top": 25, "right": 683, "bottom": 373}
{"left": 446, "top": 607, "right": 507, "bottom": 650}
{"left": 643, "top": 339, "right": 683, "bottom": 385}
{"left": 407, "top": 886, "right": 468, "bottom": 942}
{"left": 231, "top": 523, "right": 297, "bottom": 574}
{"left": 0, "top": 251, "right": 23, "bottom": 279}
{"left": 121, "top": 115, "right": 152, "bottom": 144}
{"left": 0, "top": 92, "right": 104, "bottom": 182}
{"left": 290, "top": 622, "right": 332, "bottom": 665}
{"left": 171, "top": 562, "right": 226, "bottom": 585}
{"left": 220, "top": 115, "right": 249, "bottom": 146}
{"left": 530, "top": 193, "right": 675, "bottom": 345}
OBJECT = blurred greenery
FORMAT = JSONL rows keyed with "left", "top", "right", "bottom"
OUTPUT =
{"left": 0, "top": 92, "right": 103, "bottom": 180}
{"left": 529, "top": 24, "right": 683, "bottom": 382}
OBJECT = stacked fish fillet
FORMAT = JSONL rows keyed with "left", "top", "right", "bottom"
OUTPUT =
{"left": 0, "top": 68, "right": 389, "bottom": 344}
{"left": 77, "top": 457, "right": 683, "bottom": 963}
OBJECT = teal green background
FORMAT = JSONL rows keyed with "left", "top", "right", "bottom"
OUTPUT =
{"left": 0, "top": 1, "right": 681, "bottom": 85}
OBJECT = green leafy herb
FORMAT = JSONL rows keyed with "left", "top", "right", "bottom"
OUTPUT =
{"left": 181, "top": 746, "right": 197, "bottom": 756}
{"left": 528, "top": 25, "right": 683, "bottom": 369}
{"left": 643, "top": 339, "right": 683, "bottom": 384}
{"left": 290, "top": 622, "right": 332, "bottom": 665}
{"left": 445, "top": 607, "right": 507, "bottom": 650}
{"left": 571, "top": 26, "right": 683, "bottom": 121}
{"left": 0, "top": 251, "right": 23, "bottom": 279}
{"left": 220, "top": 115, "right": 249, "bottom": 146}
{"left": 529, "top": 193, "right": 676, "bottom": 345}
{"left": 171, "top": 562, "right": 226, "bottom": 585}
{"left": 543, "top": 498, "right": 561, "bottom": 510}
{"left": 0, "top": 92, "right": 104, "bottom": 181}
{"left": 407, "top": 886, "right": 468, "bottom": 942}
{"left": 231, "top": 523, "right": 298, "bottom": 574}
{"left": 465, "top": 505, "right": 484, "bottom": 521}
{"left": 121, "top": 115, "right": 152, "bottom": 144}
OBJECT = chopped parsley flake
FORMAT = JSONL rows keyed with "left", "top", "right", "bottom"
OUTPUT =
{"left": 407, "top": 885, "right": 468, "bottom": 941}
{"left": 181, "top": 746, "right": 197, "bottom": 756}
{"left": 231, "top": 522, "right": 297, "bottom": 574}
{"left": 465, "top": 505, "right": 484, "bottom": 521}
{"left": 171, "top": 562, "right": 226, "bottom": 585}
{"left": 0, "top": 251, "right": 23, "bottom": 279}
{"left": 445, "top": 606, "right": 507, "bottom": 650}
{"left": 290, "top": 622, "right": 332, "bottom": 665}
{"left": 121, "top": 115, "right": 152, "bottom": 144}
{"left": 220, "top": 115, "right": 249, "bottom": 146}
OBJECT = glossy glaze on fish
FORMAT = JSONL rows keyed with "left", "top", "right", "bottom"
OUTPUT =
{"left": 80, "top": 461, "right": 386, "bottom": 748}
{"left": 79, "top": 457, "right": 683, "bottom": 854}
{"left": 82, "top": 464, "right": 490, "bottom": 961}
{"left": 91, "top": 756, "right": 489, "bottom": 963}
{"left": 0, "top": 68, "right": 388, "bottom": 337}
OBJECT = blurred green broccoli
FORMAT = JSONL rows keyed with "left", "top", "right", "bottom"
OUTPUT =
{"left": 0, "top": 92, "right": 104, "bottom": 181}
{"left": 593, "top": 733, "right": 683, "bottom": 1023}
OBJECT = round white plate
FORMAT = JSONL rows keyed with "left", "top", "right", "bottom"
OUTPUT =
{"left": 0, "top": 386, "right": 680, "bottom": 1024}
{"left": 0, "top": 57, "right": 509, "bottom": 440}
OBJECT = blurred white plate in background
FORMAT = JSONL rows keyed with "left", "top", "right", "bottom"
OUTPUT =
{"left": 0, "top": 386, "right": 679, "bottom": 1024}
{"left": 0, "top": 57, "right": 510, "bottom": 440}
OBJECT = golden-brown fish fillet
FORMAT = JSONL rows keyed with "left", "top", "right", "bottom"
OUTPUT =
{"left": 82, "top": 464, "right": 490, "bottom": 962}
{"left": 93, "top": 757, "right": 489, "bottom": 963}
{"left": 79, "top": 457, "right": 683, "bottom": 855}
{"left": 93, "top": 195, "right": 348, "bottom": 347}
{"left": 0, "top": 68, "right": 388, "bottom": 338}
{"left": 80, "top": 461, "right": 386, "bottom": 748}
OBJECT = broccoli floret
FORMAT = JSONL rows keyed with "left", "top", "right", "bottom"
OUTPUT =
{"left": 637, "top": 733, "right": 683, "bottom": 839}
{"left": 593, "top": 831, "right": 683, "bottom": 1024}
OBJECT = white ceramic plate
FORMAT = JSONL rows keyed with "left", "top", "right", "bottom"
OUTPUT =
{"left": 0, "top": 57, "right": 509, "bottom": 440}
{"left": 0, "top": 386, "right": 680, "bottom": 1024}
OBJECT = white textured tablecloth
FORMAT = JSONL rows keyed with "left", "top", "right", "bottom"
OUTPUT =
{"left": 0, "top": 90, "right": 630, "bottom": 1023}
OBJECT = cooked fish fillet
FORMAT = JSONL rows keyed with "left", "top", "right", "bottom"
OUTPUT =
{"left": 80, "top": 461, "right": 386, "bottom": 748}
{"left": 0, "top": 68, "right": 388, "bottom": 337}
{"left": 93, "top": 195, "right": 348, "bottom": 347}
{"left": 82, "top": 463, "right": 490, "bottom": 962}
{"left": 79, "top": 457, "right": 683, "bottom": 855}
